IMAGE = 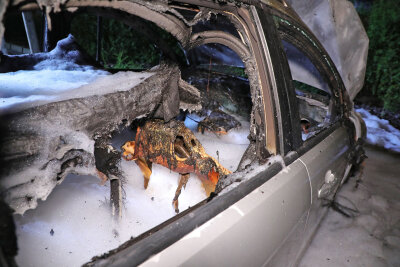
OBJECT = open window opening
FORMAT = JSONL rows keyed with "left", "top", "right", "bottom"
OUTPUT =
{"left": 279, "top": 39, "right": 334, "bottom": 141}
{"left": 0, "top": 4, "right": 260, "bottom": 267}
{"left": 181, "top": 42, "right": 251, "bottom": 169}
{"left": 71, "top": 13, "right": 160, "bottom": 70}
{"left": 2, "top": 9, "right": 44, "bottom": 54}
{"left": 70, "top": 11, "right": 187, "bottom": 71}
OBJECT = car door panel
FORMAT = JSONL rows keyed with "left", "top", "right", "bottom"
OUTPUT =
{"left": 298, "top": 127, "right": 351, "bottom": 249}
{"left": 140, "top": 159, "right": 310, "bottom": 267}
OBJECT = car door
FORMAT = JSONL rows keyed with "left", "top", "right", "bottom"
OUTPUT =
{"left": 269, "top": 9, "right": 353, "bottom": 264}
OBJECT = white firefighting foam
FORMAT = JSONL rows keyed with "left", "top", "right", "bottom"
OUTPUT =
{"left": 2, "top": 43, "right": 250, "bottom": 266}
{"left": 356, "top": 108, "right": 400, "bottom": 153}
{"left": 12, "top": 114, "right": 250, "bottom": 267}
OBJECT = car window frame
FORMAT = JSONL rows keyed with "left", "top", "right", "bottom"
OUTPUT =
{"left": 247, "top": 4, "right": 299, "bottom": 158}
{"left": 279, "top": 36, "right": 338, "bottom": 141}
{"left": 264, "top": 7, "right": 349, "bottom": 155}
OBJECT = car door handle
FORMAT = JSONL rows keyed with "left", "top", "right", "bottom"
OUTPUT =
{"left": 318, "top": 170, "right": 338, "bottom": 199}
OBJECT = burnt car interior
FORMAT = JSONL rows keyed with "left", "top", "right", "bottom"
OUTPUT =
{"left": 0, "top": 1, "right": 360, "bottom": 266}
{"left": 0, "top": 2, "right": 266, "bottom": 260}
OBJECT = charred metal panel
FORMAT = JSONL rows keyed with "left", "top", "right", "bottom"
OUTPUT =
{"left": 235, "top": 6, "right": 275, "bottom": 157}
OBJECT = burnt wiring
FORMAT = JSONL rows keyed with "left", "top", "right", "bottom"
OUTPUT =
{"left": 322, "top": 195, "right": 360, "bottom": 218}
{"left": 323, "top": 157, "right": 366, "bottom": 218}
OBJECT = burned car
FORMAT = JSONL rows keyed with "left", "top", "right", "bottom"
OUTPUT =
{"left": 0, "top": 0, "right": 366, "bottom": 266}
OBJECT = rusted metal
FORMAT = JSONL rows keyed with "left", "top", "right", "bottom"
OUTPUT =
{"left": 122, "top": 119, "right": 231, "bottom": 212}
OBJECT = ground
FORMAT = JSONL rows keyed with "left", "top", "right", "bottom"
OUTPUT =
{"left": 300, "top": 145, "right": 400, "bottom": 266}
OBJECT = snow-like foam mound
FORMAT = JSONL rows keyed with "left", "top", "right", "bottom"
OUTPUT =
{"left": 356, "top": 108, "right": 400, "bottom": 153}
{"left": 0, "top": 35, "right": 110, "bottom": 112}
